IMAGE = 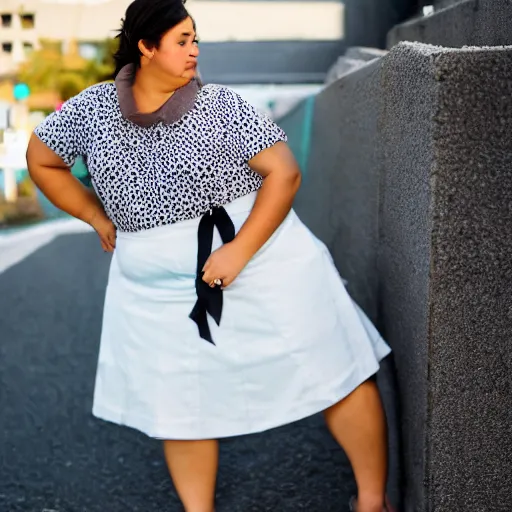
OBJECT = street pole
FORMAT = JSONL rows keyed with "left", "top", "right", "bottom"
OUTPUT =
{"left": 1, "top": 82, "right": 32, "bottom": 203}
{"left": 3, "top": 167, "right": 17, "bottom": 203}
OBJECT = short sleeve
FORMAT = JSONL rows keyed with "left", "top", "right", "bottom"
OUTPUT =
{"left": 34, "top": 92, "right": 88, "bottom": 167}
{"left": 220, "top": 87, "right": 287, "bottom": 162}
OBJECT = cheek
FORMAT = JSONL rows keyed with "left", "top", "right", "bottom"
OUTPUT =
{"left": 159, "top": 48, "right": 187, "bottom": 70}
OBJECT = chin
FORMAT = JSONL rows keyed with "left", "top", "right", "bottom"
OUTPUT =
{"left": 173, "top": 74, "right": 193, "bottom": 88}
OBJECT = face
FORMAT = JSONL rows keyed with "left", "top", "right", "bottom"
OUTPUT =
{"left": 141, "top": 16, "right": 199, "bottom": 82}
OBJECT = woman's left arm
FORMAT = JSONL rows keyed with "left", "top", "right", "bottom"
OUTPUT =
{"left": 234, "top": 141, "right": 301, "bottom": 257}
{"left": 202, "top": 141, "right": 301, "bottom": 288}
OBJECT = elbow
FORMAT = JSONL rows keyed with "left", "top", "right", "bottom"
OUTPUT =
{"left": 289, "top": 166, "right": 302, "bottom": 195}
{"left": 26, "top": 149, "right": 33, "bottom": 173}
{"left": 273, "top": 166, "right": 301, "bottom": 196}
{"left": 26, "top": 134, "right": 38, "bottom": 176}
{"left": 26, "top": 146, "right": 35, "bottom": 179}
{"left": 294, "top": 168, "right": 302, "bottom": 190}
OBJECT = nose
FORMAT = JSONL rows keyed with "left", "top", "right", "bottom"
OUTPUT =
{"left": 190, "top": 44, "right": 199, "bottom": 57}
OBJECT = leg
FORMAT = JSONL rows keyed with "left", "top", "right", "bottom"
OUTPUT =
{"left": 323, "top": 379, "right": 389, "bottom": 512}
{"left": 163, "top": 439, "right": 219, "bottom": 512}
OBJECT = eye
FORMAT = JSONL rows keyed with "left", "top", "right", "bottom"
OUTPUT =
{"left": 193, "top": 39, "right": 199, "bottom": 45}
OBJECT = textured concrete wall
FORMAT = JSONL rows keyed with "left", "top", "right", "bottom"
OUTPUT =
{"left": 293, "top": 58, "right": 383, "bottom": 323}
{"left": 381, "top": 42, "right": 512, "bottom": 512}
{"left": 419, "top": 45, "right": 512, "bottom": 512}
{"left": 290, "top": 41, "right": 512, "bottom": 511}
{"left": 388, "top": 0, "right": 512, "bottom": 48}
{"left": 324, "top": 56, "right": 367, "bottom": 85}
{"left": 378, "top": 43, "right": 439, "bottom": 512}
{"left": 288, "top": 58, "right": 404, "bottom": 510}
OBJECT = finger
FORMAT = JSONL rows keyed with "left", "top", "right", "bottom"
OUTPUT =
{"left": 212, "top": 276, "right": 227, "bottom": 289}
{"left": 102, "top": 237, "right": 114, "bottom": 252}
{"left": 203, "top": 271, "right": 222, "bottom": 288}
{"left": 100, "top": 239, "right": 109, "bottom": 252}
{"left": 202, "top": 259, "right": 211, "bottom": 273}
{"left": 108, "top": 231, "right": 116, "bottom": 248}
{"left": 202, "top": 265, "right": 220, "bottom": 284}
{"left": 202, "top": 270, "right": 213, "bottom": 284}
{"left": 221, "top": 277, "right": 233, "bottom": 289}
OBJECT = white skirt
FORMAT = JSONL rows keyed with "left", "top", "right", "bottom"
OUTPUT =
{"left": 92, "top": 192, "right": 391, "bottom": 439}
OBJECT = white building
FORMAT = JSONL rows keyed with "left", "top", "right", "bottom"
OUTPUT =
{"left": 0, "top": 0, "right": 344, "bottom": 75}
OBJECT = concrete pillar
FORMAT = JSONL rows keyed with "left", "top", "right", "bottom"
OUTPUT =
{"left": 379, "top": 41, "right": 512, "bottom": 512}
{"left": 287, "top": 41, "right": 512, "bottom": 511}
{"left": 388, "top": 0, "right": 512, "bottom": 48}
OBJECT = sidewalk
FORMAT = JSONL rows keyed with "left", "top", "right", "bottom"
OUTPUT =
{"left": 0, "top": 217, "right": 93, "bottom": 275}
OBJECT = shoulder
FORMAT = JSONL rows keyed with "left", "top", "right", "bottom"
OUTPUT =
{"left": 200, "top": 83, "right": 236, "bottom": 98}
{"left": 192, "top": 84, "right": 240, "bottom": 127}
{"left": 61, "top": 82, "right": 116, "bottom": 115}
{"left": 84, "top": 81, "right": 117, "bottom": 100}
{"left": 198, "top": 84, "right": 244, "bottom": 108}
{"left": 77, "top": 81, "right": 116, "bottom": 99}
{"left": 197, "top": 84, "right": 263, "bottom": 125}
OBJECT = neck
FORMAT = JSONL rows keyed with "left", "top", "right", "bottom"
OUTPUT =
{"left": 132, "top": 66, "right": 191, "bottom": 114}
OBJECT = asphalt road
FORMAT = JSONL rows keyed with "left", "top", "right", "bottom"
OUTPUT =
{"left": 1, "top": 232, "right": 358, "bottom": 512}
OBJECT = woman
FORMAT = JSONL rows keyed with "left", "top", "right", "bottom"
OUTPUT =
{"left": 26, "top": 1, "right": 394, "bottom": 511}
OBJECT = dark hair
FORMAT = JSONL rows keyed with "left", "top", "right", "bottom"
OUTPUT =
{"left": 113, "top": 0, "right": 191, "bottom": 78}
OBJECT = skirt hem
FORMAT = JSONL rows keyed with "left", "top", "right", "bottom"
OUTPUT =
{"left": 91, "top": 356, "right": 389, "bottom": 440}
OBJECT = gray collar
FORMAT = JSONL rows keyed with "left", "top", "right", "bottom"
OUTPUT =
{"left": 114, "top": 64, "right": 201, "bottom": 127}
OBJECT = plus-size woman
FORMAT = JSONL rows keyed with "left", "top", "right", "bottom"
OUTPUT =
{"left": 26, "top": 1, "right": 394, "bottom": 511}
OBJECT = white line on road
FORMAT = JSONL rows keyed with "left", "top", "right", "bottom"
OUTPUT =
{"left": 0, "top": 219, "right": 94, "bottom": 275}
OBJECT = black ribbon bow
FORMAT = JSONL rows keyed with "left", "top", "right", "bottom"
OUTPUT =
{"left": 189, "top": 207, "right": 235, "bottom": 344}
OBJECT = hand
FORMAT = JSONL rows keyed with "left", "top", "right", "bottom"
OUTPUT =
{"left": 202, "top": 241, "right": 251, "bottom": 289}
{"left": 89, "top": 210, "right": 116, "bottom": 252}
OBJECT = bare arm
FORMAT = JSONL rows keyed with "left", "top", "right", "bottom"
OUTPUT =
{"left": 202, "top": 141, "right": 301, "bottom": 287}
{"left": 26, "top": 133, "right": 116, "bottom": 251}
{"left": 233, "top": 141, "right": 301, "bottom": 259}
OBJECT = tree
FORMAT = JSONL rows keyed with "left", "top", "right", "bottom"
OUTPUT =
{"left": 15, "top": 37, "right": 118, "bottom": 103}
{"left": 16, "top": 44, "right": 63, "bottom": 93}
{"left": 57, "top": 72, "right": 87, "bottom": 101}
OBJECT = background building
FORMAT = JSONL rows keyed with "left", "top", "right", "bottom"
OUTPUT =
{"left": 0, "top": 0, "right": 345, "bottom": 83}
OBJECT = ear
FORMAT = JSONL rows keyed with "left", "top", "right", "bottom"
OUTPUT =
{"left": 138, "top": 39, "right": 154, "bottom": 59}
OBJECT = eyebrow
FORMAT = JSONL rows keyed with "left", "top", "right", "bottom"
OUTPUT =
{"left": 181, "top": 32, "right": 196, "bottom": 38}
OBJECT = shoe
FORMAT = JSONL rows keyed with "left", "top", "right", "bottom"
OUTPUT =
{"left": 348, "top": 496, "right": 396, "bottom": 512}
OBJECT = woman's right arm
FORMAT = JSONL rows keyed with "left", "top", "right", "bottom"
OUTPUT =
{"left": 26, "top": 134, "right": 116, "bottom": 252}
